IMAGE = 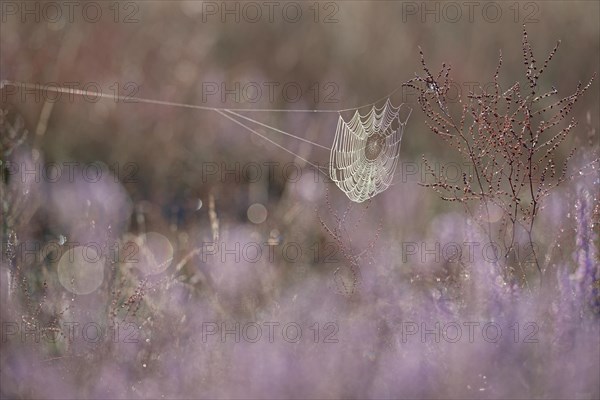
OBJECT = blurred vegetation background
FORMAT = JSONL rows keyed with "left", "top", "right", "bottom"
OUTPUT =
{"left": 1, "top": 0, "right": 598, "bottom": 243}
{"left": 1, "top": 3, "right": 599, "bottom": 398}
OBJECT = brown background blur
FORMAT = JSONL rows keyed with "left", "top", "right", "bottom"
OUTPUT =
{"left": 1, "top": 1, "right": 598, "bottom": 215}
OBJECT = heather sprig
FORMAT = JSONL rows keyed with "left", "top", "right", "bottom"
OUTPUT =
{"left": 404, "top": 26, "right": 596, "bottom": 285}
{"left": 573, "top": 188, "right": 600, "bottom": 314}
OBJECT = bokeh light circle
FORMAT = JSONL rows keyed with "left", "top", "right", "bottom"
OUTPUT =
{"left": 58, "top": 246, "right": 105, "bottom": 295}
{"left": 247, "top": 203, "right": 268, "bottom": 224}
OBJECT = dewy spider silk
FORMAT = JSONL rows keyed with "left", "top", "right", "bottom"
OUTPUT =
{"left": 330, "top": 99, "right": 410, "bottom": 203}
{"left": 1, "top": 80, "right": 411, "bottom": 202}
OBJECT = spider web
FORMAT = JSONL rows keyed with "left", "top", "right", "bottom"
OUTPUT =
{"left": 2, "top": 80, "right": 410, "bottom": 201}
{"left": 329, "top": 99, "right": 408, "bottom": 203}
